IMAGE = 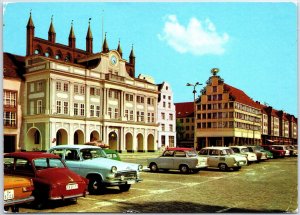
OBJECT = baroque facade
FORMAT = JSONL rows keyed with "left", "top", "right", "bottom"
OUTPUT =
{"left": 4, "top": 13, "right": 160, "bottom": 152}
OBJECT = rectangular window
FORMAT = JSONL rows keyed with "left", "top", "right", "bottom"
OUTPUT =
{"left": 147, "top": 113, "right": 151, "bottom": 123}
{"left": 37, "top": 100, "right": 42, "bottom": 114}
{"left": 80, "top": 86, "right": 85, "bottom": 95}
{"left": 114, "top": 92, "right": 118, "bottom": 99}
{"left": 63, "top": 102, "right": 68, "bottom": 114}
{"left": 90, "top": 105, "right": 95, "bottom": 117}
{"left": 213, "top": 86, "right": 217, "bottom": 92}
{"left": 115, "top": 108, "right": 119, "bottom": 119}
{"left": 96, "top": 106, "right": 100, "bottom": 117}
{"left": 3, "top": 112, "right": 16, "bottom": 127}
{"left": 161, "top": 113, "right": 165, "bottom": 120}
{"left": 168, "top": 103, "right": 171, "bottom": 108}
{"left": 161, "top": 124, "right": 165, "bottom": 131}
{"left": 169, "top": 114, "right": 173, "bottom": 120}
{"left": 90, "top": 88, "right": 95, "bottom": 96}
{"left": 37, "top": 82, "right": 43, "bottom": 91}
{"left": 56, "top": 82, "right": 62, "bottom": 91}
{"left": 80, "top": 104, "right": 85, "bottom": 116}
{"left": 56, "top": 101, "right": 62, "bottom": 114}
{"left": 108, "top": 107, "right": 112, "bottom": 118}
{"left": 4, "top": 91, "right": 17, "bottom": 107}
{"left": 109, "top": 90, "right": 113, "bottom": 98}
{"left": 169, "top": 124, "right": 173, "bottom": 132}
{"left": 30, "top": 83, "right": 35, "bottom": 92}
{"left": 152, "top": 113, "right": 155, "bottom": 123}
{"left": 74, "top": 103, "right": 78, "bottom": 116}
{"left": 125, "top": 110, "right": 129, "bottom": 120}
{"left": 63, "top": 83, "right": 69, "bottom": 92}
{"left": 130, "top": 110, "right": 134, "bottom": 121}
{"left": 74, "top": 85, "right": 79, "bottom": 94}
{"left": 140, "top": 112, "right": 144, "bottom": 121}
{"left": 96, "top": 89, "right": 101, "bottom": 96}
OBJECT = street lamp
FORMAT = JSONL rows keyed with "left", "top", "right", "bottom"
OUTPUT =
{"left": 186, "top": 82, "right": 202, "bottom": 149}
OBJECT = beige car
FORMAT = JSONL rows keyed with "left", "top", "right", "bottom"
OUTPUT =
{"left": 198, "top": 147, "right": 248, "bottom": 171}
{"left": 147, "top": 147, "right": 208, "bottom": 174}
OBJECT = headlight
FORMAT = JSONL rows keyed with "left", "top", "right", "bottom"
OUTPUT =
{"left": 111, "top": 166, "right": 117, "bottom": 173}
{"left": 138, "top": 165, "right": 143, "bottom": 171}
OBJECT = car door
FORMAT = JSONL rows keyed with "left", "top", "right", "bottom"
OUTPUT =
{"left": 158, "top": 150, "right": 174, "bottom": 169}
{"left": 207, "top": 149, "right": 221, "bottom": 167}
{"left": 173, "top": 151, "right": 186, "bottom": 169}
{"left": 63, "top": 149, "right": 82, "bottom": 175}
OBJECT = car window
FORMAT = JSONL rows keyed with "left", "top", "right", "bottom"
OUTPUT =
{"left": 15, "top": 159, "right": 34, "bottom": 176}
{"left": 80, "top": 148, "right": 107, "bottom": 160}
{"left": 186, "top": 150, "right": 198, "bottom": 157}
{"left": 174, "top": 151, "right": 186, "bottom": 157}
{"left": 199, "top": 149, "right": 207, "bottom": 155}
{"left": 163, "top": 150, "right": 174, "bottom": 157}
{"left": 240, "top": 148, "right": 249, "bottom": 153}
{"left": 65, "top": 149, "right": 80, "bottom": 161}
{"left": 209, "top": 150, "right": 220, "bottom": 155}
{"left": 34, "top": 158, "right": 65, "bottom": 170}
{"left": 226, "top": 149, "right": 234, "bottom": 154}
{"left": 50, "top": 149, "right": 64, "bottom": 158}
{"left": 231, "top": 148, "right": 239, "bottom": 153}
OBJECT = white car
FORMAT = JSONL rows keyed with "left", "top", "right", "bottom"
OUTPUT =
{"left": 198, "top": 147, "right": 248, "bottom": 171}
{"left": 230, "top": 146, "right": 257, "bottom": 163}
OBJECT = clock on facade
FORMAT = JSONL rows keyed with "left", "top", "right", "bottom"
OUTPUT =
{"left": 110, "top": 55, "right": 118, "bottom": 65}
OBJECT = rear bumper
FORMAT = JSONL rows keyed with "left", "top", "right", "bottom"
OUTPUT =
{"left": 4, "top": 196, "right": 35, "bottom": 206}
{"left": 50, "top": 192, "right": 87, "bottom": 200}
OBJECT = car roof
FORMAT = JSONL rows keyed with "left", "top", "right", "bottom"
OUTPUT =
{"left": 230, "top": 146, "right": 248, "bottom": 148}
{"left": 50, "top": 145, "right": 101, "bottom": 149}
{"left": 4, "top": 152, "right": 60, "bottom": 161}
{"left": 165, "top": 147, "right": 195, "bottom": 151}
{"left": 202, "top": 147, "right": 231, "bottom": 150}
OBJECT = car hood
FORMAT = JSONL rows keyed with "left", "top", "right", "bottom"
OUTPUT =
{"left": 82, "top": 157, "right": 140, "bottom": 171}
{"left": 36, "top": 168, "right": 84, "bottom": 183}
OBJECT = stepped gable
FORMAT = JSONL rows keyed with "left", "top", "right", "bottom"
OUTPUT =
{"left": 175, "top": 102, "right": 194, "bottom": 118}
{"left": 224, "top": 83, "right": 261, "bottom": 109}
{"left": 3, "top": 52, "right": 25, "bottom": 80}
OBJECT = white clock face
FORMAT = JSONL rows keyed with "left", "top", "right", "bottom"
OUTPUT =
{"left": 110, "top": 55, "right": 117, "bottom": 65}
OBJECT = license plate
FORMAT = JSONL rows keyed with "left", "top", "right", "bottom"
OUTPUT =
{"left": 66, "top": 183, "right": 78, "bottom": 190}
{"left": 127, "top": 180, "right": 135, "bottom": 185}
{"left": 4, "top": 189, "right": 14, "bottom": 201}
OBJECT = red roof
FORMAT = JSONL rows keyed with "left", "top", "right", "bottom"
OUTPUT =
{"left": 224, "top": 84, "right": 261, "bottom": 109}
{"left": 165, "top": 147, "right": 194, "bottom": 151}
{"left": 3, "top": 52, "right": 25, "bottom": 79}
{"left": 175, "top": 102, "right": 194, "bottom": 118}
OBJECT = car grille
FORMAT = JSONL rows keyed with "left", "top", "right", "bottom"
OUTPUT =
{"left": 115, "top": 171, "right": 137, "bottom": 180}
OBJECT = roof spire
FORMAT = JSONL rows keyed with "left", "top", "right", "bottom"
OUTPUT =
{"left": 27, "top": 9, "right": 34, "bottom": 27}
{"left": 69, "top": 20, "right": 75, "bottom": 39}
{"left": 117, "top": 38, "right": 123, "bottom": 57}
{"left": 48, "top": 15, "right": 56, "bottom": 43}
{"left": 86, "top": 18, "right": 93, "bottom": 39}
{"left": 129, "top": 44, "right": 135, "bottom": 58}
{"left": 48, "top": 15, "right": 55, "bottom": 33}
{"left": 102, "top": 32, "right": 109, "bottom": 53}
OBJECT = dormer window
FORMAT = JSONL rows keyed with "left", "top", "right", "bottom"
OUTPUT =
{"left": 55, "top": 54, "right": 61, "bottom": 60}
{"left": 45, "top": 52, "right": 50, "bottom": 57}
{"left": 34, "top": 49, "right": 40, "bottom": 55}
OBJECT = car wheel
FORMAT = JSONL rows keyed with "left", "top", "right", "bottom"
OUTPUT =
{"left": 11, "top": 205, "right": 19, "bottom": 212}
{"left": 179, "top": 165, "right": 189, "bottom": 174}
{"left": 150, "top": 163, "right": 158, "bottom": 172}
{"left": 88, "top": 176, "right": 104, "bottom": 194}
{"left": 218, "top": 163, "right": 228, "bottom": 171}
{"left": 119, "top": 184, "right": 131, "bottom": 192}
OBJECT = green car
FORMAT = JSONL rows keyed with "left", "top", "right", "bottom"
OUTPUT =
{"left": 104, "top": 149, "right": 121, "bottom": 161}
{"left": 255, "top": 146, "right": 274, "bottom": 159}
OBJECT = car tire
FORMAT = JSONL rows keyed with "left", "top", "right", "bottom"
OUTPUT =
{"left": 88, "top": 176, "right": 104, "bottom": 194}
{"left": 150, "top": 163, "right": 158, "bottom": 172}
{"left": 11, "top": 205, "right": 19, "bottom": 212}
{"left": 218, "top": 163, "right": 228, "bottom": 171}
{"left": 119, "top": 184, "right": 131, "bottom": 192}
{"left": 179, "top": 165, "right": 189, "bottom": 174}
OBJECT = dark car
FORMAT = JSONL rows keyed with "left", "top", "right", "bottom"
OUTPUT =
{"left": 261, "top": 145, "right": 285, "bottom": 158}
{"left": 4, "top": 152, "right": 88, "bottom": 209}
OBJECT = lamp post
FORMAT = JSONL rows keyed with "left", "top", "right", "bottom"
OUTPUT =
{"left": 186, "top": 82, "right": 202, "bottom": 149}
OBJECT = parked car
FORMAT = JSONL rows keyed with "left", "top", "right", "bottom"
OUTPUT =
{"left": 4, "top": 175, "right": 35, "bottom": 212}
{"left": 198, "top": 147, "right": 247, "bottom": 171}
{"left": 261, "top": 145, "right": 286, "bottom": 158}
{"left": 147, "top": 147, "right": 208, "bottom": 174}
{"left": 272, "top": 145, "right": 290, "bottom": 156}
{"left": 4, "top": 152, "right": 88, "bottom": 209}
{"left": 48, "top": 145, "right": 143, "bottom": 194}
{"left": 285, "top": 145, "right": 298, "bottom": 157}
{"left": 229, "top": 146, "right": 257, "bottom": 163}
{"left": 103, "top": 149, "right": 121, "bottom": 161}
{"left": 245, "top": 145, "right": 268, "bottom": 161}
{"left": 252, "top": 145, "right": 274, "bottom": 159}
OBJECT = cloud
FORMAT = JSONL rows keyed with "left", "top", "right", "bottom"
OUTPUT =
{"left": 158, "top": 15, "right": 229, "bottom": 56}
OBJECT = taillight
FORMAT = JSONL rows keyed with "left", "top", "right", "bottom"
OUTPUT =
{"left": 23, "top": 186, "right": 34, "bottom": 192}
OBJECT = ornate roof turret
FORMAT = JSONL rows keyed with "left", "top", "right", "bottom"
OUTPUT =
{"left": 27, "top": 10, "right": 34, "bottom": 28}
{"left": 102, "top": 32, "right": 109, "bottom": 53}
{"left": 68, "top": 20, "right": 76, "bottom": 49}
{"left": 117, "top": 39, "right": 123, "bottom": 57}
{"left": 48, "top": 15, "right": 56, "bottom": 34}
{"left": 69, "top": 20, "right": 75, "bottom": 39}
{"left": 129, "top": 44, "right": 135, "bottom": 65}
{"left": 48, "top": 15, "right": 56, "bottom": 43}
{"left": 86, "top": 18, "right": 93, "bottom": 53}
{"left": 86, "top": 18, "right": 93, "bottom": 39}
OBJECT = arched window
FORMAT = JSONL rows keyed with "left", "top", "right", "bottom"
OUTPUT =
{"left": 34, "top": 131, "right": 40, "bottom": 145}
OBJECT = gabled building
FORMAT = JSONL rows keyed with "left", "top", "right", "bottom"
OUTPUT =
{"left": 175, "top": 102, "right": 194, "bottom": 147}
{"left": 5, "top": 13, "right": 160, "bottom": 152}
{"left": 157, "top": 82, "right": 176, "bottom": 149}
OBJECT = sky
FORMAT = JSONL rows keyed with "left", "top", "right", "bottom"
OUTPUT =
{"left": 2, "top": 1, "right": 298, "bottom": 116}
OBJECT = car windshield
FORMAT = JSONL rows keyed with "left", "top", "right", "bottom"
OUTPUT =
{"left": 34, "top": 158, "right": 65, "bottom": 170}
{"left": 186, "top": 150, "right": 198, "bottom": 157}
{"left": 80, "top": 148, "right": 107, "bottom": 160}
{"left": 240, "top": 148, "right": 249, "bottom": 153}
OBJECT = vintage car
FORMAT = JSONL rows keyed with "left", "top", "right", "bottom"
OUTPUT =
{"left": 104, "top": 149, "right": 121, "bottom": 161}
{"left": 4, "top": 152, "right": 88, "bottom": 209}
{"left": 245, "top": 145, "right": 268, "bottom": 161}
{"left": 286, "top": 145, "right": 298, "bottom": 156}
{"left": 229, "top": 146, "right": 257, "bottom": 163}
{"left": 48, "top": 145, "right": 143, "bottom": 194}
{"left": 272, "top": 145, "right": 290, "bottom": 156}
{"left": 261, "top": 145, "right": 286, "bottom": 158}
{"left": 252, "top": 145, "right": 274, "bottom": 159}
{"left": 4, "top": 175, "right": 35, "bottom": 212}
{"left": 198, "top": 147, "right": 248, "bottom": 171}
{"left": 147, "top": 147, "right": 208, "bottom": 174}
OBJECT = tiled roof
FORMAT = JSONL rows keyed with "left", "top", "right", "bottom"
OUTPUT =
{"left": 3, "top": 52, "right": 25, "bottom": 80}
{"left": 224, "top": 83, "right": 261, "bottom": 109}
{"left": 175, "top": 102, "right": 194, "bottom": 118}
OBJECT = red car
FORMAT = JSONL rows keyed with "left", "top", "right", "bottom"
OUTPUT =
{"left": 261, "top": 145, "right": 286, "bottom": 158}
{"left": 4, "top": 152, "right": 88, "bottom": 209}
